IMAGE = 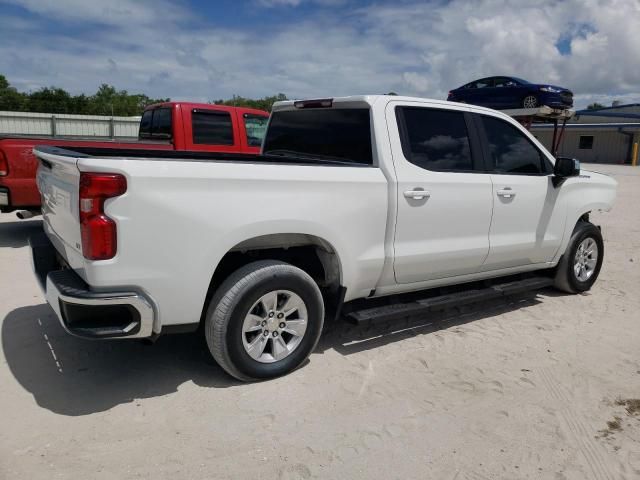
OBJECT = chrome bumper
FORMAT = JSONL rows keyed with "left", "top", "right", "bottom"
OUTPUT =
{"left": 30, "top": 232, "right": 155, "bottom": 339}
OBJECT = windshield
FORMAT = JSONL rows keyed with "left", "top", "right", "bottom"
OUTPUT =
{"left": 244, "top": 114, "right": 269, "bottom": 147}
{"left": 263, "top": 108, "right": 373, "bottom": 165}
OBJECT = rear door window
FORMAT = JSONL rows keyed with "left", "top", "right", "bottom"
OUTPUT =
{"left": 493, "top": 77, "right": 515, "bottom": 88}
{"left": 139, "top": 110, "right": 153, "bottom": 138}
{"left": 139, "top": 108, "right": 172, "bottom": 139}
{"left": 192, "top": 110, "right": 234, "bottom": 145}
{"left": 151, "top": 108, "right": 172, "bottom": 138}
{"left": 480, "top": 115, "right": 550, "bottom": 174}
{"left": 396, "top": 107, "right": 475, "bottom": 172}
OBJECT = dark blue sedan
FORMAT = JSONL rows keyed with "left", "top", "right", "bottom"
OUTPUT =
{"left": 447, "top": 76, "right": 573, "bottom": 109}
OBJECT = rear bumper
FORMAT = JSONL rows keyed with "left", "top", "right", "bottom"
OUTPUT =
{"left": 30, "top": 232, "right": 155, "bottom": 339}
{"left": 0, "top": 177, "right": 41, "bottom": 211}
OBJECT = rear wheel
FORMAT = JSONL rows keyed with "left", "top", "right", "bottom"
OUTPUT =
{"left": 553, "top": 221, "right": 604, "bottom": 293}
{"left": 205, "top": 260, "right": 324, "bottom": 381}
{"left": 522, "top": 95, "right": 538, "bottom": 108}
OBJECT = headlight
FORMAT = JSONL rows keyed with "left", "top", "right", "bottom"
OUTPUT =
{"left": 540, "top": 86, "right": 562, "bottom": 93}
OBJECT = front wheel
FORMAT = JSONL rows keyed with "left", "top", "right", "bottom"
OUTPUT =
{"left": 205, "top": 260, "right": 324, "bottom": 381}
{"left": 553, "top": 221, "right": 604, "bottom": 293}
{"left": 522, "top": 95, "right": 539, "bottom": 108}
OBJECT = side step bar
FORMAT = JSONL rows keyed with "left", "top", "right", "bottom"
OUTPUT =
{"left": 346, "top": 276, "right": 553, "bottom": 324}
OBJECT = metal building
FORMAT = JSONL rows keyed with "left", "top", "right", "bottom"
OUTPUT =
{"left": 0, "top": 111, "right": 141, "bottom": 139}
{"left": 531, "top": 104, "right": 640, "bottom": 164}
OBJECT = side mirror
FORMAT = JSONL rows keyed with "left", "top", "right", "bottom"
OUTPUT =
{"left": 553, "top": 157, "right": 580, "bottom": 187}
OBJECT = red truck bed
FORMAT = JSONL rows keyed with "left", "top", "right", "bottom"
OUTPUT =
{"left": 0, "top": 102, "right": 269, "bottom": 212}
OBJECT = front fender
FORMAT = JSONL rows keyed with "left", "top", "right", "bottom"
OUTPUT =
{"left": 552, "top": 171, "right": 617, "bottom": 263}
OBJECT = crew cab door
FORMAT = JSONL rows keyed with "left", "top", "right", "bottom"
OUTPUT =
{"left": 388, "top": 102, "right": 493, "bottom": 284}
{"left": 463, "top": 78, "right": 493, "bottom": 107}
{"left": 181, "top": 106, "right": 242, "bottom": 152}
{"left": 492, "top": 77, "right": 519, "bottom": 108}
{"left": 474, "top": 113, "right": 566, "bottom": 269}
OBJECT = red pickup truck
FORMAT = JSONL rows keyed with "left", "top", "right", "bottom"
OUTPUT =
{"left": 0, "top": 102, "right": 269, "bottom": 213}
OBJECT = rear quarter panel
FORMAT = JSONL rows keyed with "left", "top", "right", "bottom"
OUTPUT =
{"left": 75, "top": 157, "right": 389, "bottom": 330}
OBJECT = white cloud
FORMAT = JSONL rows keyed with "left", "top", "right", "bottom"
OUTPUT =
{"left": 257, "top": 0, "right": 303, "bottom": 6}
{"left": 0, "top": 0, "right": 187, "bottom": 26}
{"left": 403, "top": 73, "right": 430, "bottom": 93}
{"left": 256, "top": 0, "right": 346, "bottom": 6}
{"left": 0, "top": 0, "right": 638, "bottom": 108}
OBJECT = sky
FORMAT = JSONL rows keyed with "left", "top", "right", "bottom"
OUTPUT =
{"left": 0, "top": 0, "right": 639, "bottom": 109}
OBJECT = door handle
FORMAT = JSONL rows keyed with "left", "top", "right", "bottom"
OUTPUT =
{"left": 404, "top": 189, "right": 431, "bottom": 200}
{"left": 497, "top": 188, "right": 516, "bottom": 198}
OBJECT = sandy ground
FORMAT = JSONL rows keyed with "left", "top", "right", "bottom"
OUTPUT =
{"left": 0, "top": 164, "right": 639, "bottom": 480}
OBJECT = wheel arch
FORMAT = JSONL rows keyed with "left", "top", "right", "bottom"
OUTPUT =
{"left": 200, "top": 233, "right": 345, "bottom": 326}
{"left": 552, "top": 203, "right": 608, "bottom": 264}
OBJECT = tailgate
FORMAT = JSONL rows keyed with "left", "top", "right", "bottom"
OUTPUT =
{"left": 34, "top": 147, "right": 84, "bottom": 265}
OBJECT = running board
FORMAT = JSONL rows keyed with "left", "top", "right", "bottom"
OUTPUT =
{"left": 346, "top": 276, "right": 553, "bottom": 324}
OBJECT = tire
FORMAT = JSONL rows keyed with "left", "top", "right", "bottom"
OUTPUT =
{"left": 522, "top": 95, "right": 538, "bottom": 108}
{"left": 204, "top": 260, "right": 324, "bottom": 381}
{"left": 553, "top": 221, "right": 604, "bottom": 293}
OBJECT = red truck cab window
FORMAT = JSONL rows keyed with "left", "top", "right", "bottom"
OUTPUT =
{"left": 243, "top": 114, "right": 269, "bottom": 147}
{"left": 139, "top": 108, "right": 172, "bottom": 140}
{"left": 191, "top": 110, "right": 234, "bottom": 145}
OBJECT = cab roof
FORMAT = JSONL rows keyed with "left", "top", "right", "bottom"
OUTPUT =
{"left": 143, "top": 101, "right": 269, "bottom": 117}
{"left": 272, "top": 94, "right": 513, "bottom": 118}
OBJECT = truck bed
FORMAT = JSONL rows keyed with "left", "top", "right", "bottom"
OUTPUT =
{"left": 0, "top": 134, "right": 169, "bottom": 144}
{"left": 35, "top": 145, "right": 373, "bottom": 167}
{"left": 33, "top": 143, "right": 389, "bottom": 332}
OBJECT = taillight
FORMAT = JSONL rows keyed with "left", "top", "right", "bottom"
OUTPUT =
{"left": 79, "top": 173, "right": 127, "bottom": 260}
{"left": 0, "top": 150, "right": 8, "bottom": 176}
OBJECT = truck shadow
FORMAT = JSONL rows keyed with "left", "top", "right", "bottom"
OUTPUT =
{"left": 3, "top": 291, "right": 549, "bottom": 416}
{"left": 0, "top": 219, "right": 43, "bottom": 248}
{"left": 2, "top": 303, "right": 240, "bottom": 416}
{"left": 318, "top": 291, "right": 547, "bottom": 357}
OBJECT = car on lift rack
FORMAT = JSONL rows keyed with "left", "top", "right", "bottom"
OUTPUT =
{"left": 447, "top": 76, "right": 573, "bottom": 110}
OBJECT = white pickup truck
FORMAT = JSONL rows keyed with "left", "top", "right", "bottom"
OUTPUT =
{"left": 31, "top": 95, "right": 617, "bottom": 381}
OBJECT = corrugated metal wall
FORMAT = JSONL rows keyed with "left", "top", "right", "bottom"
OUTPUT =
{"left": 532, "top": 128, "right": 633, "bottom": 164}
{"left": 0, "top": 111, "right": 141, "bottom": 138}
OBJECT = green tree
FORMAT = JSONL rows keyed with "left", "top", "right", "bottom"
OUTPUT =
{"left": 69, "top": 94, "right": 90, "bottom": 115}
{"left": 0, "top": 74, "right": 27, "bottom": 111}
{"left": 586, "top": 102, "right": 605, "bottom": 110}
{"left": 81, "top": 84, "right": 168, "bottom": 116}
{"left": 0, "top": 75, "right": 170, "bottom": 116}
{"left": 27, "top": 87, "right": 75, "bottom": 114}
{"left": 213, "top": 93, "right": 288, "bottom": 112}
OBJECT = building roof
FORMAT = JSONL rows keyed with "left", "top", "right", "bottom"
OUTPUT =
{"left": 576, "top": 103, "right": 640, "bottom": 114}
